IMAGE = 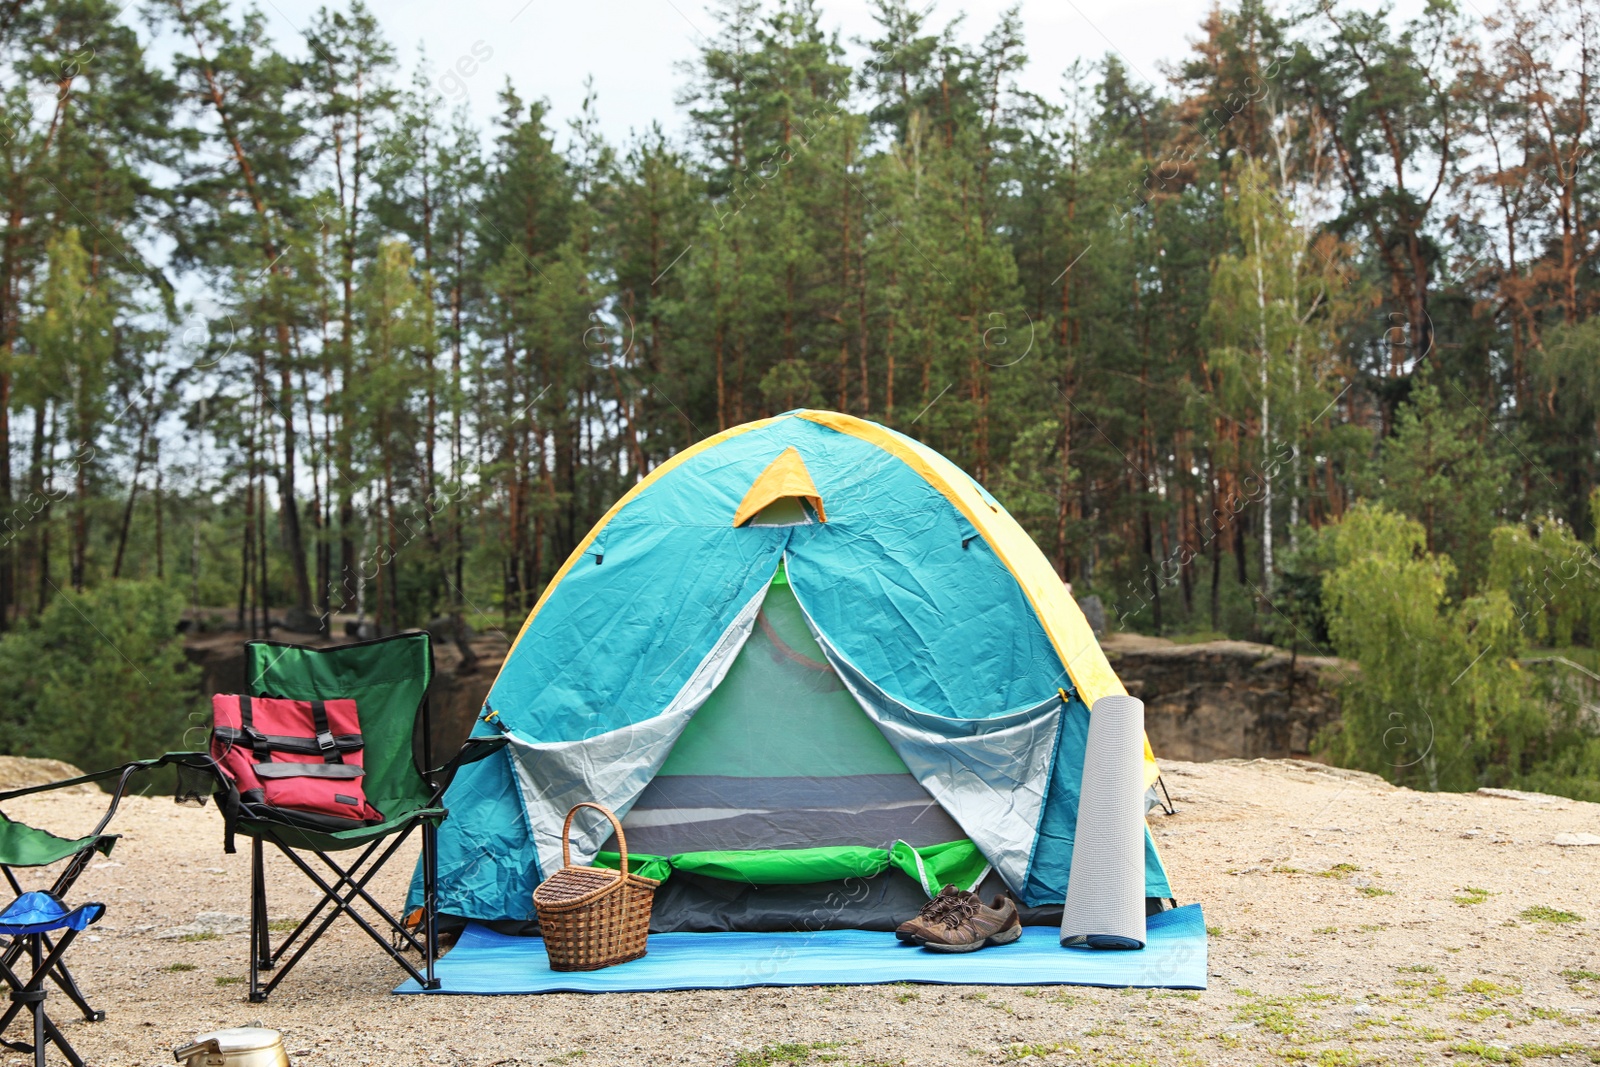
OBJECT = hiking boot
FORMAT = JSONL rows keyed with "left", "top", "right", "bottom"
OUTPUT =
{"left": 895, "top": 885, "right": 970, "bottom": 944}
{"left": 920, "top": 893, "right": 1022, "bottom": 953}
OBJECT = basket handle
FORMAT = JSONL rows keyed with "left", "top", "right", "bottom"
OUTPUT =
{"left": 561, "top": 801, "right": 628, "bottom": 878}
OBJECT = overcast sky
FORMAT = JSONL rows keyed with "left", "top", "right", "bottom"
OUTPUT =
{"left": 231, "top": 0, "right": 1291, "bottom": 147}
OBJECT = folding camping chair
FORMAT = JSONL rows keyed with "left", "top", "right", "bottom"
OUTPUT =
{"left": 194, "top": 631, "right": 503, "bottom": 1002}
{"left": 0, "top": 893, "right": 105, "bottom": 1067}
{"left": 0, "top": 760, "right": 155, "bottom": 1042}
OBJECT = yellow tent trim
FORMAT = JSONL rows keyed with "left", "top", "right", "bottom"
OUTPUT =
{"left": 498, "top": 416, "right": 788, "bottom": 666}
{"left": 732, "top": 446, "right": 827, "bottom": 526}
{"left": 796, "top": 410, "right": 1159, "bottom": 785}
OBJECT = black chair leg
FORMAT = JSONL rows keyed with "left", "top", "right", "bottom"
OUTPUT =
{"left": 29, "top": 935, "right": 41, "bottom": 1067}
{"left": 31, "top": 990, "right": 44, "bottom": 1067}
{"left": 40, "top": 1007, "right": 83, "bottom": 1067}
{"left": 249, "top": 836, "right": 269, "bottom": 1003}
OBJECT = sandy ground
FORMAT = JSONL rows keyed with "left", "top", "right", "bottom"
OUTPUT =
{"left": 1, "top": 758, "right": 1597, "bottom": 1066}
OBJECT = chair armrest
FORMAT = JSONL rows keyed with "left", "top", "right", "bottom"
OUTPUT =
{"left": 0, "top": 758, "right": 169, "bottom": 840}
{"left": 426, "top": 735, "right": 509, "bottom": 803}
{"left": 0, "top": 759, "right": 161, "bottom": 805}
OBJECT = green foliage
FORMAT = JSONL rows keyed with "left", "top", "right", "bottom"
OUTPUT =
{"left": 1267, "top": 523, "right": 1339, "bottom": 649}
{"left": 1318, "top": 504, "right": 1542, "bottom": 791}
{"left": 734, "top": 1044, "right": 837, "bottom": 1067}
{"left": 1317, "top": 504, "right": 1600, "bottom": 798}
{"left": 1000, "top": 1043, "right": 1068, "bottom": 1061}
{"left": 1475, "top": 520, "right": 1600, "bottom": 800}
{"left": 1518, "top": 906, "right": 1583, "bottom": 925}
{"left": 759, "top": 359, "right": 822, "bottom": 412}
{"left": 1318, "top": 862, "right": 1361, "bottom": 878}
{"left": 1364, "top": 373, "right": 1513, "bottom": 593}
{"left": 1204, "top": 159, "right": 1353, "bottom": 486}
{"left": 0, "top": 580, "right": 198, "bottom": 773}
{"left": 19, "top": 229, "right": 116, "bottom": 417}
{"left": 1514, "top": 732, "right": 1600, "bottom": 804}
{"left": 1530, "top": 321, "right": 1600, "bottom": 535}
{"left": 1486, "top": 517, "right": 1600, "bottom": 648}
{"left": 1232, "top": 991, "right": 1339, "bottom": 1037}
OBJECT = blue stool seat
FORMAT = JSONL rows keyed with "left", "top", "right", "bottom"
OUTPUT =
{"left": 0, "top": 894, "right": 104, "bottom": 937}
{"left": 0, "top": 893, "right": 107, "bottom": 1067}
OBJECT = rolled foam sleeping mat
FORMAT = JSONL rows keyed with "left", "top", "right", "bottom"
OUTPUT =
{"left": 1061, "top": 694, "right": 1148, "bottom": 950}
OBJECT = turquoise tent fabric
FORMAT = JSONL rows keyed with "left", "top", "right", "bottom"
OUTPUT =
{"left": 414, "top": 414, "right": 1171, "bottom": 919}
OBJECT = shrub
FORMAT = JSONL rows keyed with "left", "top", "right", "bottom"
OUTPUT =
{"left": 0, "top": 579, "right": 199, "bottom": 776}
{"left": 1486, "top": 519, "right": 1600, "bottom": 648}
{"left": 1317, "top": 504, "right": 1543, "bottom": 792}
{"left": 1316, "top": 504, "right": 1600, "bottom": 799}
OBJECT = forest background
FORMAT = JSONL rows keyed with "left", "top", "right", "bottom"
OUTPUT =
{"left": 3, "top": 0, "right": 1600, "bottom": 799}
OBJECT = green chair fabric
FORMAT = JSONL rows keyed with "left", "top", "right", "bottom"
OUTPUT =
{"left": 236, "top": 808, "right": 447, "bottom": 853}
{"left": 0, "top": 816, "right": 114, "bottom": 870}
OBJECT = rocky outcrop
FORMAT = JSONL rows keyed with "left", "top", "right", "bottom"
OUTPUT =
{"left": 1103, "top": 632, "right": 1347, "bottom": 762}
{"left": 0, "top": 755, "right": 93, "bottom": 791}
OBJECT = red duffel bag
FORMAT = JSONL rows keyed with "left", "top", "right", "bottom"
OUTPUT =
{"left": 210, "top": 694, "right": 385, "bottom": 832}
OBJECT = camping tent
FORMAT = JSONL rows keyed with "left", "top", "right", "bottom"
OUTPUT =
{"left": 418, "top": 410, "right": 1172, "bottom": 932}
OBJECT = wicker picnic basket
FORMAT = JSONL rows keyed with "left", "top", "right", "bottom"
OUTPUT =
{"left": 532, "top": 802, "right": 659, "bottom": 971}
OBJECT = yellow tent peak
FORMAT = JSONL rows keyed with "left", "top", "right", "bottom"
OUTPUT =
{"left": 732, "top": 446, "right": 827, "bottom": 526}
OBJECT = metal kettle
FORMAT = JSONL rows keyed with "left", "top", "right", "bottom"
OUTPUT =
{"left": 173, "top": 1027, "right": 291, "bottom": 1067}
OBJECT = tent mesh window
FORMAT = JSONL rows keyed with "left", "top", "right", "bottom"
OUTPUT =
{"left": 743, "top": 497, "right": 817, "bottom": 527}
{"left": 611, "top": 572, "right": 965, "bottom": 858}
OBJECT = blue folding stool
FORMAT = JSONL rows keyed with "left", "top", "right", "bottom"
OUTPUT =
{"left": 0, "top": 892, "right": 105, "bottom": 1067}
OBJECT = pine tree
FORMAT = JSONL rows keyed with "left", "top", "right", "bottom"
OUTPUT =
{"left": 1365, "top": 372, "right": 1512, "bottom": 592}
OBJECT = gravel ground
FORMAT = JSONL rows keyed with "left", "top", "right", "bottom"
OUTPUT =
{"left": 1, "top": 757, "right": 1597, "bottom": 1066}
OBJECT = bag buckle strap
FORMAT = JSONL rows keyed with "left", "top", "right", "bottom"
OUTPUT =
{"left": 238, "top": 696, "right": 259, "bottom": 745}
{"left": 310, "top": 700, "right": 343, "bottom": 764}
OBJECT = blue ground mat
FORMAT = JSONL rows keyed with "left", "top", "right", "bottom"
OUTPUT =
{"left": 395, "top": 903, "right": 1206, "bottom": 994}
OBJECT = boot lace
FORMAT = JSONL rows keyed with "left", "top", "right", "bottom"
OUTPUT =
{"left": 939, "top": 895, "right": 982, "bottom": 930}
{"left": 915, "top": 887, "right": 966, "bottom": 922}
